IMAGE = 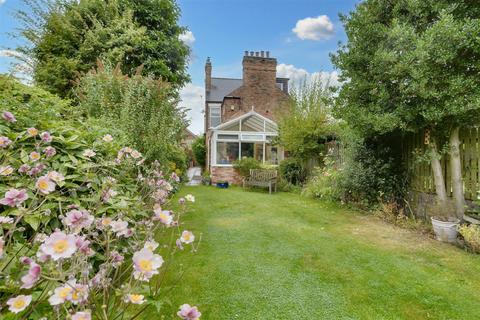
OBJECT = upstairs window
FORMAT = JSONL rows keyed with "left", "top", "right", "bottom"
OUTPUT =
{"left": 209, "top": 105, "right": 221, "bottom": 128}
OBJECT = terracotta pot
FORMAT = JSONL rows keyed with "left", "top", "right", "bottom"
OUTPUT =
{"left": 431, "top": 217, "right": 459, "bottom": 243}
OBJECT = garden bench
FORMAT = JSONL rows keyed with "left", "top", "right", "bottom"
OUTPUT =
{"left": 243, "top": 169, "right": 278, "bottom": 194}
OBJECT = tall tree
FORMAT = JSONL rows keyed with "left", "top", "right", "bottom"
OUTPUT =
{"left": 332, "top": 0, "right": 480, "bottom": 218}
{"left": 15, "top": 0, "right": 190, "bottom": 97}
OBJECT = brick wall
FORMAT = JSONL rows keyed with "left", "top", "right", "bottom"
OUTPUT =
{"left": 223, "top": 55, "right": 290, "bottom": 122}
{"left": 211, "top": 167, "right": 242, "bottom": 185}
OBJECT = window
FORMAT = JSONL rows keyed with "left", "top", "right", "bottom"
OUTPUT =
{"left": 216, "top": 142, "right": 239, "bottom": 165}
{"left": 209, "top": 105, "right": 221, "bottom": 127}
{"left": 241, "top": 142, "right": 263, "bottom": 162}
{"left": 218, "top": 134, "right": 239, "bottom": 140}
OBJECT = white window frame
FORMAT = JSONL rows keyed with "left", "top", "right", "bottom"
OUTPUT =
{"left": 209, "top": 103, "right": 222, "bottom": 128}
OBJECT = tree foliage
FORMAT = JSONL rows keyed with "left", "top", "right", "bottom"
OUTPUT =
{"left": 277, "top": 77, "right": 337, "bottom": 160}
{"left": 191, "top": 135, "right": 206, "bottom": 169}
{"left": 331, "top": 0, "right": 480, "bottom": 137}
{"left": 74, "top": 61, "right": 188, "bottom": 171}
{"left": 15, "top": 0, "right": 190, "bottom": 97}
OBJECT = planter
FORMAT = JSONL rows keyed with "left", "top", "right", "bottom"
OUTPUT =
{"left": 431, "top": 217, "right": 459, "bottom": 243}
{"left": 216, "top": 181, "right": 229, "bottom": 189}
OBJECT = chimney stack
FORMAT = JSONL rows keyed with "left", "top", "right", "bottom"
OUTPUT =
{"left": 205, "top": 57, "right": 212, "bottom": 92}
{"left": 242, "top": 50, "right": 277, "bottom": 88}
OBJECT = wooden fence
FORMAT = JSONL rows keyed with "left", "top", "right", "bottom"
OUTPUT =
{"left": 403, "top": 128, "right": 480, "bottom": 201}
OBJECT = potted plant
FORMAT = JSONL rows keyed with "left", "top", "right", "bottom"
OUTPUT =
{"left": 202, "top": 170, "right": 211, "bottom": 186}
{"left": 430, "top": 201, "right": 460, "bottom": 243}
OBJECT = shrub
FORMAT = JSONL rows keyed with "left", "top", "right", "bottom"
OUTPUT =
{"left": 303, "top": 156, "right": 342, "bottom": 201}
{"left": 0, "top": 77, "right": 200, "bottom": 319}
{"left": 279, "top": 157, "right": 307, "bottom": 185}
{"left": 233, "top": 157, "right": 261, "bottom": 177}
{"left": 74, "top": 61, "right": 188, "bottom": 173}
{"left": 192, "top": 135, "right": 206, "bottom": 168}
{"left": 459, "top": 224, "right": 480, "bottom": 253}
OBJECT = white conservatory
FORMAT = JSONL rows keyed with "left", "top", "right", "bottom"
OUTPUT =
{"left": 209, "top": 111, "right": 284, "bottom": 167}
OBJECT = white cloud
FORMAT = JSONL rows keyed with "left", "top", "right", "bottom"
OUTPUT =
{"left": 179, "top": 83, "right": 204, "bottom": 135}
{"left": 292, "top": 15, "right": 334, "bottom": 41}
{"left": 277, "top": 63, "right": 340, "bottom": 88}
{"left": 179, "top": 30, "right": 195, "bottom": 46}
{"left": 0, "top": 0, "right": 6, "bottom": 6}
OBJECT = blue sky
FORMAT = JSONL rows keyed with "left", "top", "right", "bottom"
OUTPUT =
{"left": 0, "top": 0, "right": 361, "bottom": 133}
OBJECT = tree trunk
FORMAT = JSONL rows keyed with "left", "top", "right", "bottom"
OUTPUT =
{"left": 449, "top": 127, "right": 465, "bottom": 218}
{"left": 430, "top": 137, "right": 447, "bottom": 203}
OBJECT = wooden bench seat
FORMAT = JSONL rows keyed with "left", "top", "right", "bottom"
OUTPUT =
{"left": 243, "top": 169, "right": 278, "bottom": 194}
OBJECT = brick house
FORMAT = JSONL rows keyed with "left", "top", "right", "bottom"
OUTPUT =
{"left": 204, "top": 51, "right": 290, "bottom": 184}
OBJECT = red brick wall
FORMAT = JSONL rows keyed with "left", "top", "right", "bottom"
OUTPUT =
{"left": 211, "top": 167, "right": 242, "bottom": 185}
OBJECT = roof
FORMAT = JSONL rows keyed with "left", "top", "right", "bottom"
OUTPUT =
{"left": 208, "top": 78, "right": 242, "bottom": 102}
{"left": 212, "top": 110, "right": 278, "bottom": 132}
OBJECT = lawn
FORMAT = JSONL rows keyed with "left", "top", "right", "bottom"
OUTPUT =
{"left": 149, "top": 186, "right": 480, "bottom": 319}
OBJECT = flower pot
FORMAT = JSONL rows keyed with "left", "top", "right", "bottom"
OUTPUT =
{"left": 431, "top": 217, "right": 459, "bottom": 243}
{"left": 216, "top": 182, "right": 229, "bottom": 189}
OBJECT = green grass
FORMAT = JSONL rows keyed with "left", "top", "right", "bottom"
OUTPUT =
{"left": 147, "top": 186, "right": 480, "bottom": 319}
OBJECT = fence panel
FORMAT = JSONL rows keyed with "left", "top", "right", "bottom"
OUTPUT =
{"left": 404, "top": 129, "right": 480, "bottom": 201}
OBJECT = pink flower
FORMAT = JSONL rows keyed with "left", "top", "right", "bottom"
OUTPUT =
{"left": 48, "top": 279, "right": 88, "bottom": 305}
{"left": 76, "top": 236, "right": 94, "bottom": 256}
{"left": 132, "top": 248, "right": 164, "bottom": 281}
{"left": 177, "top": 304, "right": 201, "bottom": 320}
{"left": 40, "top": 231, "right": 77, "bottom": 260}
{"left": 153, "top": 208, "right": 173, "bottom": 226}
{"left": 111, "top": 251, "right": 124, "bottom": 267}
{"left": 18, "top": 164, "right": 30, "bottom": 174}
{"left": 29, "top": 151, "right": 40, "bottom": 162}
{"left": 0, "top": 136, "right": 12, "bottom": 148}
{"left": 26, "top": 127, "right": 38, "bottom": 136}
{"left": 176, "top": 239, "right": 184, "bottom": 250}
{"left": 111, "top": 220, "right": 129, "bottom": 237}
{"left": 180, "top": 231, "right": 195, "bottom": 244}
{"left": 2, "top": 111, "right": 16, "bottom": 123}
{"left": 20, "top": 262, "right": 41, "bottom": 289}
{"left": 171, "top": 172, "right": 180, "bottom": 182}
{"left": 0, "top": 188, "right": 28, "bottom": 207}
{"left": 44, "top": 146, "right": 56, "bottom": 157}
{"left": 62, "top": 209, "right": 94, "bottom": 232}
{"left": 47, "top": 170, "right": 64, "bottom": 182}
{"left": 72, "top": 311, "right": 91, "bottom": 320}
{"left": 40, "top": 131, "right": 52, "bottom": 143}
{"left": 20, "top": 256, "right": 32, "bottom": 265}
{"left": 6, "top": 295, "right": 31, "bottom": 314}
{"left": 36, "top": 175, "right": 56, "bottom": 194}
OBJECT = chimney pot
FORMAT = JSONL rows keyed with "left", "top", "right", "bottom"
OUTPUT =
{"left": 244, "top": 50, "right": 248, "bottom": 56}
{"left": 250, "top": 51, "right": 254, "bottom": 56}
{"left": 261, "top": 51, "right": 265, "bottom": 57}
{"left": 255, "top": 52, "right": 259, "bottom": 57}
{"left": 266, "top": 51, "right": 270, "bottom": 58}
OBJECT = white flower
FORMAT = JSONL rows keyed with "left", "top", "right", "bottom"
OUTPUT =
{"left": 185, "top": 194, "right": 195, "bottom": 203}
{"left": 102, "top": 134, "right": 113, "bottom": 142}
{"left": 132, "top": 248, "right": 164, "bottom": 281}
{"left": 0, "top": 216, "right": 14, "bottom": 224}
{"left": 110, "top": 220, "right": 129, "bottom": 237}
{"left": 40, "top": 231, "right": 77, "bottom": 260}
{"left": 124, "top": 294, "right": 145, "bottom": 304}
{"left": 144, "top": 240, "right": 159, "bottom": 251}
{"left": 35, "top": 175, "right": 56, "bottom": 194}
{"left": 83, "top": 149, "right": 96, "bottom": 158}
{"left": 48, "top": 284, "right": 73, "bottom": 305}
{"left": 7, "top": 295, "right": 32, "bottom": 313}
{"left": 0, "top": 165, "right": 14, "bottom": 176}
{"left": 72, "top": 311, "right": 91, "bottom": 320}
{"left": 47, "top": 171, "right": 65, "bottom": 183}
{"left": 180, "top": 230, "right": 195, "bottom": 244}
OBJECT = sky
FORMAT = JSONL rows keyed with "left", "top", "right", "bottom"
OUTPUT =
{"left": 0, "top": 0, "right": 361, "bottom": 134}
